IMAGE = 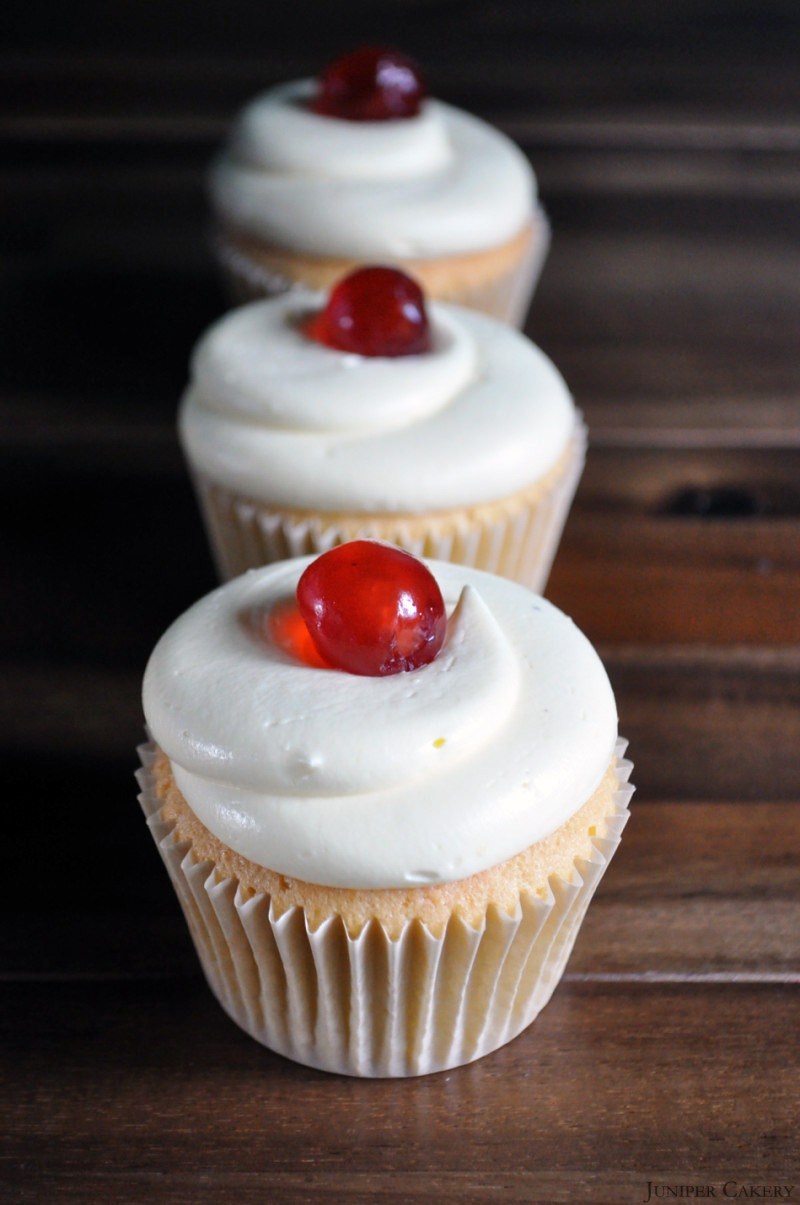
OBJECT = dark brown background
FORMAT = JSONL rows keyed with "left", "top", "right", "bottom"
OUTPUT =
{"left": 3, "top": 2, "right": 799, "bottom": 1201}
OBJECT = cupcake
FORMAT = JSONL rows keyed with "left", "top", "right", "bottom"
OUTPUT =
{"left": 139, "top": 542, "right": 633, "bottom": 1077}
{"left": 180, "top": 266, "right": 585, "bottom": 589}
{"left": 211, "top": 46, "right": 547, "bottom": 326}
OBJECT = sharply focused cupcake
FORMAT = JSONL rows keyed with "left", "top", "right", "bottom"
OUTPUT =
{"left": 139, "top": 543, "right": 633, "bottom": 1077}
{"left": 211, "top": 46, "right": 547, "bottom": 326}
{"left": 180, "top": 266, "right": 585, "bottom": 589}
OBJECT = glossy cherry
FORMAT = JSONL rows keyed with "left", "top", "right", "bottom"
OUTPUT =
{"left": 311, "top": 46, "right": 426, "bottom": 121}
{"left": 296, "top": 541, "right": 447, "bottom": 676}
{"left": 303, "top": 266, "right": 431, "bottom": 357}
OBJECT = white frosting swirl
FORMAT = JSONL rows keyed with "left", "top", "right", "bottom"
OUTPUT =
{"left": 143, "top": 558, "right": 618, "bottom": 889}
{"left": 211, "top": 81, "right": 535, "bottom": 257}
{"left": 179, "top": 293, "right": 576, "bottom": 512}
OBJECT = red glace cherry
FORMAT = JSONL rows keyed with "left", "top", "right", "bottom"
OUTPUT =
{"left": 311, "top": 46, "right": 426, "bottom": 121}
{"left": 303, "top": 266, "right": 431, "bottom": 357}
{"left": 296, "top": 541, "right": 447, "bottom": 676}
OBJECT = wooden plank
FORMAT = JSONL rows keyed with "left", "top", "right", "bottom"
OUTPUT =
{"left": 4, "top": 802, "right": 798, "bottom": 980}
{"left": 4, "top": 429, "right": 799, "bottom": 612}
{"left": 605, "top": 646, "right": 800, "bottom": 801}
{"left": 2, "top": 206, "right": 797, "bottom": 434}
{"left": 3, "top": 428, "right": 799, "bottom": 497}
{"left": 548, "top": 517, "right": 800, "bottom": 645}
{"left": 572, "top": 799, "right": 800, "bottom": 977}
{"left": 531, "top": 235, "right": 800, "bottom": 413}
{"left": 2, "top": 980, "right": 797, "bottom": 1201}
{"left": 2, "top": 12, "right": 797, "bottom": 1201}
{"left": 5, "top": 478, "right": 799, "bottom": 659}
{"left": 5, "top": 112, "right": 800, "bottom": 166}
{"left": 4, "top": 16, "right": 800, "bottom": 119}
{"left": 576, "top": 448, "right": 800, "bottom": 511}
{"left": 581, "top": 398, "right": 800, "bottom": 448}
{"left": 3, "top": 645, "right": 800, "bottom": 798}
{"left": 4, "top": 394, "right": 800, "bottom": 456}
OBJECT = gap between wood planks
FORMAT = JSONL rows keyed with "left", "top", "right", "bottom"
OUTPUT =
{"left": 2, "top": 969, "right": 798, "bottom": 984}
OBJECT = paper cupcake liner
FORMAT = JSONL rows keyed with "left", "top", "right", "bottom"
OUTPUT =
{"left": 189, "top": 416, "right": 585, "bottom": 590}
{"left": 215, "top": 235, "right": 295, "bottom": 306}
{"left": 137, "top": 738, "right": 632, "bottom": 1078}
{"left": 453, "top": 207, "right": 550, "bottom": 327}
{"left": 214, "top": 206, "right": 550, "bottom": 329}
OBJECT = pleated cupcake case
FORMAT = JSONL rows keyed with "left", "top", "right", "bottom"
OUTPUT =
{"left": 138, "top": 737, "right": 633, "bottom": 1078}
{"left": 189, "top": 416, "right": 585, "bottom": 593}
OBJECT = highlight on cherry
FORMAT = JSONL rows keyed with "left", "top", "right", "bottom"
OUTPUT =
{"left": 311, "top": 46, "right": 426, "bottom": 122}
{"left": 303, "top": 265, "right": 431, "bottom": 358}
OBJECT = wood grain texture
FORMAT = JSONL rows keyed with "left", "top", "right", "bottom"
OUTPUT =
{"left": 3, "top": 3, "right": 799, "bottom": 1196}
{"left": 2, "top": 187, "right": 798, "bottom": 435}
{"left": 4, "top": 802, "right": 798, "bottom": 980}
{"left": 4, "top": 0, "right": 800, "bottom": 121}
{"left": 4, "top": 644, "right": 800, "bottom": 801}
{"left": 4, "top": 447, "right": 799, "bottom": 667}
{"left": 548, "top": 517, "right": 800, "bottom": 644}
{"left": 0, "top": 647, "right": 795, "bottom": 804}
{"left": 2, "top": 980, "right": 798, "bottom": 1203}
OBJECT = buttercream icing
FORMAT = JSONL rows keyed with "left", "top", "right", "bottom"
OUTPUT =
{"left": 211, "top": 81, "right": 535, "bottom": 258}
{"left": 143, "top": 557, "right": 618, "bottom": 889}
{"left": 179, "top": 293, "right": 576, "bottom": 512}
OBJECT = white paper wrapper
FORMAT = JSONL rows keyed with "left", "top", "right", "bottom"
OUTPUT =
{"left": 457, "top": 206, "right": 550, "bottom": 328}
{"left": 137, "top": 737, "right": 632, "bottom": 1078}
{"left": 214, "top": 206, "right": 550, "bottom": 329}
{"left": 189, "top": 415, "right": 586, "bottom": 590}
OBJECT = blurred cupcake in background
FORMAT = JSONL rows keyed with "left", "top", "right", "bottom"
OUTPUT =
{"left": 211, "top": 46, "right": 548, "bottom": 326}
{"left": 179, "top": 266, "right": 585, "bottom": 589}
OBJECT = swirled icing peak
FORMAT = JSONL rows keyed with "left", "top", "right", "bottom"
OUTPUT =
{"left": 179, "top": 291, "right": 575, "bottom": 512}
{"left": 211, "top": 80, "right": 535, "bottom": 257}
{"left": 143, "top": 558, "right": 618, "bottom": 889}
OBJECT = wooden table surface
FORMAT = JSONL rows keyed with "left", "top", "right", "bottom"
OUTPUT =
{"left": 3, "top": 4, "right": 799, "bottom": 1201}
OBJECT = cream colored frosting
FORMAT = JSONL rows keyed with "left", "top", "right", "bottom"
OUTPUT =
{"left": 211, "top": 81, "right": 535, "bottom": 257}
{"left": 179, "top": 293, "right": 576, "bottom": 512}
{"left": 143, "top": 557, "right": 618, "bottom": 889}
